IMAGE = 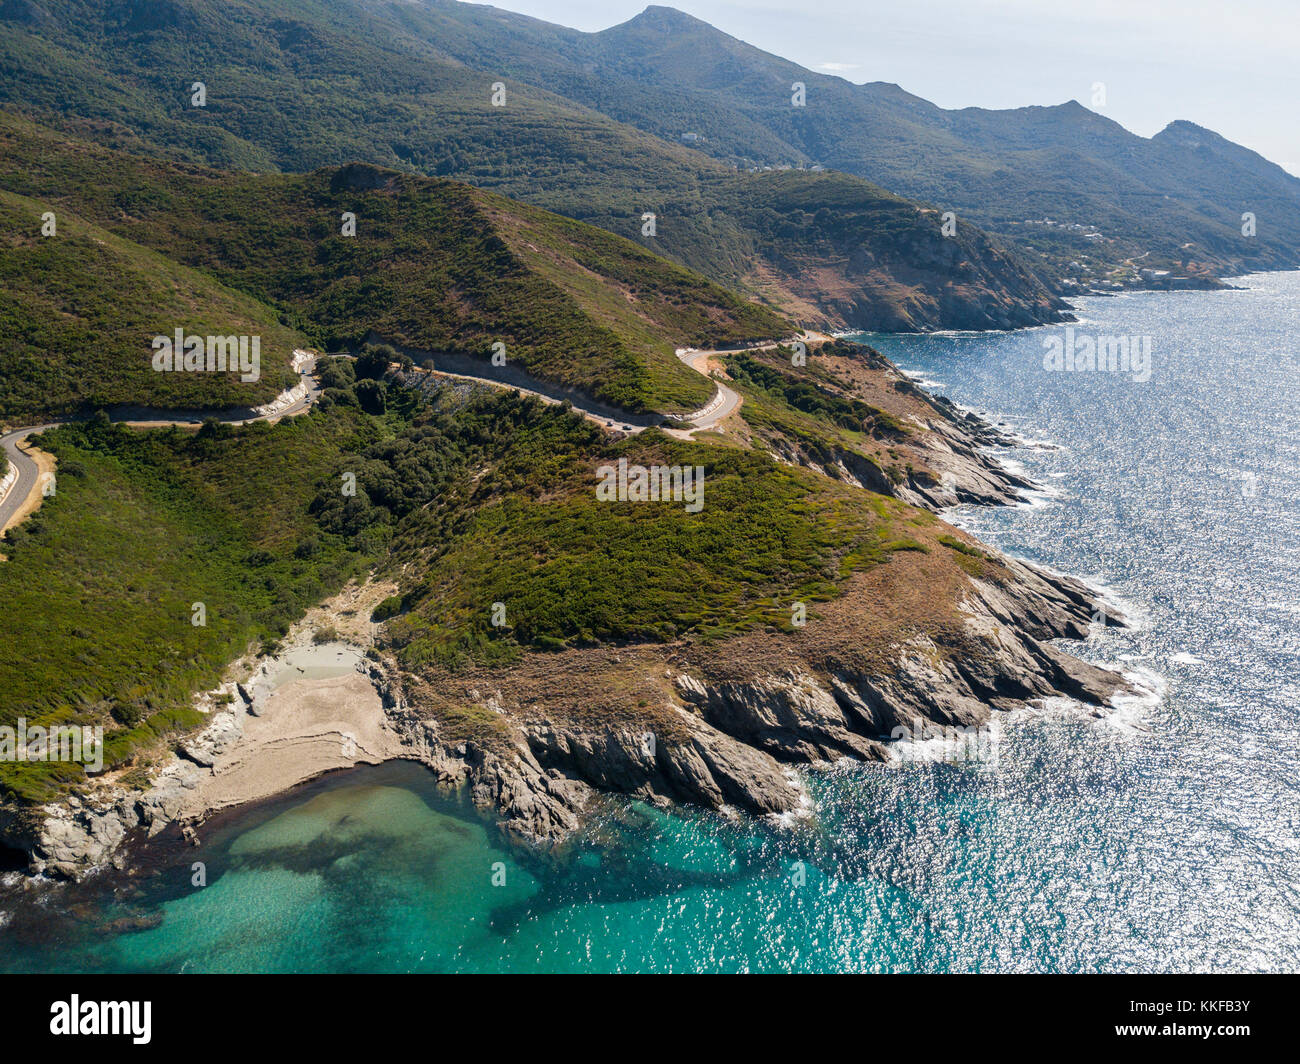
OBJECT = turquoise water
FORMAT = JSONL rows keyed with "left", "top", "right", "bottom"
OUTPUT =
{"left": 3, "top": 274, "right": 1298, "bottom": 972}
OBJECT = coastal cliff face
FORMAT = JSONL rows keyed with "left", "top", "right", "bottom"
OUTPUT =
{"left": 358, "top": 346, "right": 1129, "bottom": 849}
{"left": 728, "top": 202, "right": 1069, "bottom": 335}
{"left": 768, "top": 393, "right": 1037, "bottom": 512}
{"left": 727, "top": 340, "right": 1044, "bottom": 512}
{"left": 376, "top": 551, "right": 1125, "bottom": 850}
{"left": 2, "top": 532, "right": 1125, "bottom": 879}
{"left": 0, "top": 363, "right": 1129, "bottom": 880}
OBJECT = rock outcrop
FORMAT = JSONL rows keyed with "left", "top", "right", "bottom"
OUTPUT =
{"left": 373, "top": 553, "right": 1127, "bottom": 850}
{"left": 0, "top": 397, "right": 1131, "bottom": 878}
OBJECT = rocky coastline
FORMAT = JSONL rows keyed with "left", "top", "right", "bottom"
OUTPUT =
{"left": 377, "top": 551, "right": 1127, "bottom": 850}
{"left": 0, "top": 391, "right": 1133, "bottom": 882}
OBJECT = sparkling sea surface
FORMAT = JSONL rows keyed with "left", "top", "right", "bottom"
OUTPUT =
{"left": 2, "top": 274, "right": 1297, "bottom": 972}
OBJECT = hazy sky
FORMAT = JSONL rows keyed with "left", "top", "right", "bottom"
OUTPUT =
{"left": 486, "top": 0, "right": 1300, "bottom": 176}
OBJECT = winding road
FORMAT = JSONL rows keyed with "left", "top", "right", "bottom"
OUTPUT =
{"left": 1, "top": 334, "right": 818, "bottom": 535}
{"left": 0, "top": 425, "right": 51, "bottom": 530}
{"left": 402, "top": 335, "right": 812, "bottom": 439}
{"left": 0, "top": 355, "right": 319, "bottom": 535}
{"left": 664, "top": 332, "right": 829, "bottom": 432}
{"left": 667, "top": 347, "right": 744, "bottom": 433}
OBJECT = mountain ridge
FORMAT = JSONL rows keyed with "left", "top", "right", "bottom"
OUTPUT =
{"left": 414, "top": 1, "right": 1299, "bottom": 282}
{"left": 0, "top": 0, "right": 1068, "bottom": 331}
{"left": 0, "top": 111, "right": 787, "bottom": 420}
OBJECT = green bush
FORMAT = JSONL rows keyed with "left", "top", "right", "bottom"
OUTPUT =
{"left": 0, "top": 407, "right": 383, "bottom": 801}
{"left": 371, "top": 595, "right": 404, "bottom": 622}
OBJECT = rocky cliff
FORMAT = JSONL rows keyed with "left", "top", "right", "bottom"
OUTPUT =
{"left": 0, "top": 392, "right": 1130, "bottom": 880}
{"left": 376, "top": 551, "right": 1126, "bottom": 849}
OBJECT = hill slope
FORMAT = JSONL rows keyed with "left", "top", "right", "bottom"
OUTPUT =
{"left": 0, "top": 113, "right": 788, "bottom": 417}
{"left": 0, "top": 346, "right": 1123, "bottom": 867}
{"left": 0, "top": 0, "right": 1066, "bottom": 331}
{"left": 0, "top": 187, "right": 299, "bottom": 422}
{"left": 351, "top": 2, "right": 1299, "bottom": 284}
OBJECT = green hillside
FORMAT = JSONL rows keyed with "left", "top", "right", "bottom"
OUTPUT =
{"left": 0, "top": 188, "right": 299, "bottom": 422}
{"left": 0, "top": 113, "right": 787, "bottom": 416}
{"left": 0, "top": 406, "right": 384, "bottom": 801}
{"left": 423, "top": 3, "right": 1300, "bottom": 279}
{"left": 0, "top": 0, "right": 1065, "bottom": 331}
{"left": 0, "top": 371, "right": 932, "bottom": 802}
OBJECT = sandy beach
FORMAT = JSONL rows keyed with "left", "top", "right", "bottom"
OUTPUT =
{"left": 174, "top": 579, "right": 406, "bottom": 824}
{"left": 178, "top": 651, "right": 405, "bottom": 821}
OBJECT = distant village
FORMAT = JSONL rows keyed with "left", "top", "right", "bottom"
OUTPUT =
{"left": 678, "top": 131, "right": 826, "bottom": 172}
{"left": 1017, "top": 218, "right": 1215, "bottom": 292}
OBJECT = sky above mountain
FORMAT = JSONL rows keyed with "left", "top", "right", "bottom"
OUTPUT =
{"left": 491, "top": 0, "right": 1300, "bottom": 177}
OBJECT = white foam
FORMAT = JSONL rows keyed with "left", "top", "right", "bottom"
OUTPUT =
{"left": 1103, "top": 667, "right": 1166, "bottom": 732}
{"left": 887, "top": 724, "right": 1003, "bottom": 772}
{"left": 1013, "top": 484, "right": 1064, "bottom": 510}
{"left": 770, "top": 769, "right": 817, "bottom": 826}
{"left": 1047, "top": 572, "right": 1147, "bottom": 633}
{"left": 902, "top": 372, "right": 947, "bottom": 389}
{"left": 1169, "top": 652, "right": 1205, "bottom": 665}
{"left": 1007, "top": 664, "right": 1163, "bottom": 736}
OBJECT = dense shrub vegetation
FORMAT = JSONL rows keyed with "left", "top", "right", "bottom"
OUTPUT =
{"left": 0, "top": 114, "right": 786, "bottom": 419}
{"left": 727, "top": 352, "right": 908, "bottom": 437}
{"left": 0, "top": 407, "right": 390, "bottom": 801}
{"left": 0, "top": 1, "right": 1064, "bottom": 330}
{"left": 0, "top": 189, "right": 297, "bottom": 421}
{"left": 314, "top": 380, "right": 916, "bottom": 672}
{"left": 0, "top": 370, "right": 926, "bottom": 801}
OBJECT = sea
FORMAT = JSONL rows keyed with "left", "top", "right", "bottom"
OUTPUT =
{"left": 2, "top": 273, "right": 1297, "bottom": 973}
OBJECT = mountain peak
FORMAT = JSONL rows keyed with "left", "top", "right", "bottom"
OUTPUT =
{"left": 1152, "top": 119, "right": 1299, "bottom": 181}
{"left": 1155, "top": 119, "right": 1218, "bottom": 145}
{"left": 626, "top": 6, "right": 711, "bottom": 31}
